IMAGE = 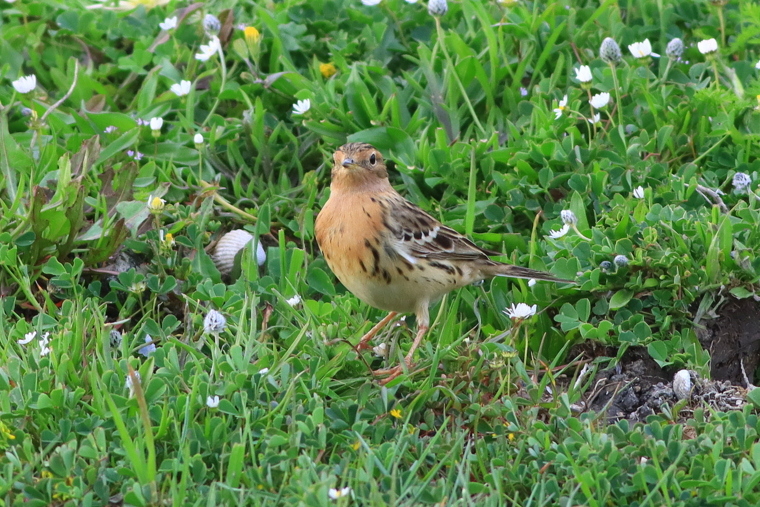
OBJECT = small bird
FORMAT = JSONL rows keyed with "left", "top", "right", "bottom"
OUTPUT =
{"left": 315, "top": 142, "right": 572, "bottom": 383}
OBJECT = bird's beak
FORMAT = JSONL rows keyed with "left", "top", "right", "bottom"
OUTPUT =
{"left": 342, "top": 157, "right": 354, "bottom": 167}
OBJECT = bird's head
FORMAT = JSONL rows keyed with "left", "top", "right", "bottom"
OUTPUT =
{"left": 330, "top": 143, "right": 389, "bottom": 189}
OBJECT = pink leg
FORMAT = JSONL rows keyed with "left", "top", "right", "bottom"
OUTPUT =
{"left": 356, "top": 312, "right": 398, "bottom": 351}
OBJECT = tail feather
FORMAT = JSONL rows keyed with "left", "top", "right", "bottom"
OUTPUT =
{"left": 489, "top": 264, "right": 574, "bottom": 284}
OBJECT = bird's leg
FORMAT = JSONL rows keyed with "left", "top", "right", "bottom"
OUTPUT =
{"left": 356, "top": 311, "right": 398, "bottom": 351}
{"left": 374, "top": 323, "right": 429, "bottom": 384}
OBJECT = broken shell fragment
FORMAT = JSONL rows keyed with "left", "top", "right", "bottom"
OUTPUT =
{"left": 213, "top": 230, "right": 266, "bottom": 276}
{"left": 673, "top": 369, "right": 693, "bottom": 400}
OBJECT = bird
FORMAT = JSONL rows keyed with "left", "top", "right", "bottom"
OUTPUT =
{"left": 315, "top": 142, "right": 573, "bottom": 383}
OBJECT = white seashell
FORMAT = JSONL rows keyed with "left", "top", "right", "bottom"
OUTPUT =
{"left": 213, "top": 230, "right": 266, "bottom": 275}
{"left": 673, "top": 369, "right": 693, "bottom": 400}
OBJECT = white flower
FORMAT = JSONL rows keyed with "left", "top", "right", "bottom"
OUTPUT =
{"left": 504, "top": 303, "right": 537, "bottom": 320}
{"left": 632, "top": 186, "right": 645, "bottom": 198}
{"left": 292, "top": 99, "right": 311, "bottom": 115}
{"left": 328, "top": 487, "right": 352, "bottom": 500}
{"left": 574, "top": 65, "right": 592, "bottom": 83}
{"left": 560, "top": 210, "right": 578, "bottom": 225}
{"left": 373, "top": 343, "right": 388, "bottom": 357}
{"left": 519, "top": 87, "right": 528, "bottom": 96}
{"left": 628, "top": 39, "right": 659, "bottom": 58}
{"left": 125, "top": 371, "right": 141, "bottom": 396}
{"left": 159, "top": 16, "right": 177, "bottom": 30}
{"left": 149, "top": 117, "right": 163, "bottom": 131}
{"left": 258, "top": 367, "right": 270, "bottom": 375}
{"left": 589, "top": 92, "right": 610, "bottom": 109}
{"left": 361, "top": 0, "right": 381, "bottom": 4}
{"left": 547, "top": 224, "right": 569, "bottom": 239}
{"left": 553, "top": 94, "right": 568, "bottom": 120}
{"left": 588, "top": 113, "right": 601, "bottom": 125}
{"left": 104, "top": 125, "right": 118, "bottom": 133}
{"left": 733, "top": 172, "right": 751, "bottom": 191}
{"left": 194, "top": 133, "right": 204, "bottom": 145}
{"left": 203, "top": 309, "right": 227, "bottom": 334}
{"left": 428, "top": 0, "right": 447, "bottom": 15}
{"left": 38, "top": 332, "right": 51, "bottom": 357}
{"left": 196, "top": 36, "right": 221, "bottom": 61}
{"left": 206, "top": 395, "right": 220, "bottom": 408}
{"left": 404, "top": 0, "right": 418, "bottom": 3}
{"left": 698, "top": 38, "right": 718, "bottom": 55}
{"left": 139, "top": 335, "right": 156, "bottom": 357}
{"left": 19, "top": 331, "right": 36, "bottom": 345}
{"left": 170, "top": 80, "right": 192, "bottom": 96}
{"left": 12, "top": 74, "right": 36, "bottom": 94}
{"left": 286, "top": 295, "right": 301, "bottom": 306}
{"left": 756, "top": 60, "right": 760, "bottom": 70}
{"left": 528, "top": 279, "right": 536, "bottom": 287}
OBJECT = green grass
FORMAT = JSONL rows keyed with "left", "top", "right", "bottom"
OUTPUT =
{"left": 2, "top": 0, "right": 760, "bottom": 504}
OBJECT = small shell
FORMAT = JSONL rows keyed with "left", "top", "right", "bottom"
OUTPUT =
{"left": 673, "top": 369, "right": 693, "bottom": 400}
{"left": 213, "top": 230, "right": 266, "bottom": 275}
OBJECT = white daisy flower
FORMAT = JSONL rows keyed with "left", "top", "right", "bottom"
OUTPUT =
{"left": 589, "top": 92, "right": 610, "bottom": 109}
{"left": 292, "top": 99, "right": 311, "bottom": 115}
{"left": 628, "top": 39, "right": 659, "bottom": 58}
{"left": 195, "top": 36, "right": 221, "bottom": 61}
{"left": 149, "top": 117, "right": 163, "bottom": 131}
{"left": 19, "top": 331, "right": 36, "bottom": 345}
{"left": 170, "top": 80, "right": 192, "bottom": 96}
{"left": 504, "top": 303, "right": 537, "bottom": 320}
{"left": 547, "top": 224, "right": 570, "bottom": 239}
{"left": 553, "top": 94, "right": 568, "bottom": 120}
{"left": 159, "top": 16, "right": 177, "bottom": 30}
{"left": 12, "top": 75, "right": 36, "bottom": 94}
{"left": 328, "top": 487, "right": 352, "bottom": 500}
{"left": 574, "top": 65, "right": 592, "bottom": 83}
{"left": 697, "top": 38, "right": 718, "bottom": 55}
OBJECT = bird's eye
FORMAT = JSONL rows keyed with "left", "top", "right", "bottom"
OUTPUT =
{"left": 369, "top": 153, "right": 376, "bottom": 165}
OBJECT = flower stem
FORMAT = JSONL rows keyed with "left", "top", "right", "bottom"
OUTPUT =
{"left": 434, "top": 17, "right": 486, "bottom": 137}
{"left": 202, "top": 46, "right": 227, "bottom": 127}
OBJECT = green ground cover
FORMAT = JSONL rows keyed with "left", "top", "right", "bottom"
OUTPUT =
{"left": 2, "top": 0, "right": 760, "bottom": 504}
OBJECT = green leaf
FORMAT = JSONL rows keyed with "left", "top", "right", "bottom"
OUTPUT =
{"left": 609, "top": 289, "right": 634, "bottom": 310}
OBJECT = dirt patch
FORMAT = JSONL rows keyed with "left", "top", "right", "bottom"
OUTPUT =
{"left": 697, "top": 297, "right": 760, "bottom": 383}
{"left": 570, "top": 297, "right": 760, "bottom": 422}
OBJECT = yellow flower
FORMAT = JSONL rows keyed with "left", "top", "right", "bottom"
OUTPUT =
{"left": 320, "top": 63, "right": 337, "bottom": 78}
{"left": 244, "top": 26, "right": 261, "bottom": 44}
{"left": 508, "top": 433, "right": 515, "bottom": 441}
{"left": 351, "top": 441, "right": 361, "bottom": 451}
{"left": 389, "top": 408, "right": 402, "bottom": 419}
{"left": 147, "top": 195, "right": 165, "bottom": 213}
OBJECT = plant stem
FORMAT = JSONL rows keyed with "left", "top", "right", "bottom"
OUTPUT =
{"left": 435, "top": 17, "right": 487, "bottom": 137}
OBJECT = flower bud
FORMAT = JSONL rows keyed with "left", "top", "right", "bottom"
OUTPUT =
{"left": 428, "top": 0, "right": 448, "bottom": 16}
{"left": 203, "top": 14, "right": 221, "bottom": 35}
{"left": 600, "top": 37, "right": 622, "bottom": 65}
{"left": 666, "top": 38, "right": 684, "bottom": 60}
{"left": 613, "top": 255, "right": 628, "bottom": 267}
{"left": 560, "top": 210, "right": 578, "bottom": 226}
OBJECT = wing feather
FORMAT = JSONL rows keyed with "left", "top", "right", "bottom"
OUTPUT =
{"left": 385, "top": 198, "right": 495, "bottom": 262}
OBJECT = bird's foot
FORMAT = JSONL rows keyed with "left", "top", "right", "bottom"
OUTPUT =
{"left": 373, "top": 360, "right": 413, "bottom": 385}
